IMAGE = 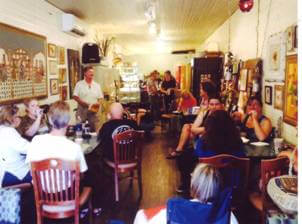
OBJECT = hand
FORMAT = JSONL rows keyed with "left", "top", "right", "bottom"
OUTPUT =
{"left": 36, "top": 108, "right": 43, "bottom": 118}
{"left": 249, "top": 110, "right": 258, "bottom": 120}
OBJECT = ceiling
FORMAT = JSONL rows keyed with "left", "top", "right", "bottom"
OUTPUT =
{"left": 46, "top": 0, "right": 238, "bottom": 55}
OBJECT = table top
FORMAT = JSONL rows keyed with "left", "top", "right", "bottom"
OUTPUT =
{"left": 243, "top": 142, "right": 276, "bottom": 159}
{"left": 68, "top": 133, "right": 99, "bottom": 154}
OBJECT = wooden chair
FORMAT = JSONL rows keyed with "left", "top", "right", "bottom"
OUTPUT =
{"left": 104, "top": 130, "right": 144, "bottom": 202}
{"left": 248, "top": 157, "right": 289, "bottom": 224}
{"left": 30, "top": 158, "right": 93, "bottom": 224}
{"left": 199, "top": 154, "right": 250, "bottom": 211}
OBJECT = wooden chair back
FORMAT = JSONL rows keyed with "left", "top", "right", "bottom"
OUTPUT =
{"left": 113, "top": 130, "right": 144, "bottom": 167}
{"left": 30, "top": 158, "right": 80, "bottom": 224}
{"left": 199, "top": 154, "right": 250, "bottom": 207}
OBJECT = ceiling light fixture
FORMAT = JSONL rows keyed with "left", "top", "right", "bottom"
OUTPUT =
{"left": 148, "top": 21, "right": 157, "bottom": 35}
{"left": 239, "top": 0, "right": 254, "bottom": 12}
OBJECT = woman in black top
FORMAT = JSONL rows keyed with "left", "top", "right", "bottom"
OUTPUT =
{"left": 160, "top": 70, "right": 176, "bottom": 113}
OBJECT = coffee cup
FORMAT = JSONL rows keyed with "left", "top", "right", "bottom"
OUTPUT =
{"left": 274, "top": 138, "right": 284, "bottom": 154}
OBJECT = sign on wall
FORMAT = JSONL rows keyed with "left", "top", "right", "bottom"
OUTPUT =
{"left": 0, "top": 22, "right": 48, "bottom": 103}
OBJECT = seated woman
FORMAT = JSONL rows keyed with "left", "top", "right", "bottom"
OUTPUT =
{"left": 177, "top": 110, "right": 245, "bottom": 193}
{"left": 134, "top": 163, "right": 238, "bottom": 224}
{"left": 234, "top": 96, "right": 272, "bottom": 142}
{"left": 17, "top": 98, "right": 49, "bottom": 141}
{"left": 177, "top": 90, "right": 197, "bottom": 113}
{"left": 0, "top": 105, "right": 31, "bottom": 187}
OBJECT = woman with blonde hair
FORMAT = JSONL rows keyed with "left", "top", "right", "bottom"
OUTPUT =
{"left": 0, "top": 105, "right": 31, "bottom": 187}
{"left": 134, "top": 163, "right": 238, "bottom": 224}
{"left": 177, "top": 90, "right": 197, "bottom": 113}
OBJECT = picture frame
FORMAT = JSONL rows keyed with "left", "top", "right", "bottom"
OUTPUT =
{"left": 283, "top": 55, "right": 297, "bottom": 126}
{"left": 264, "top": 86, "right": 272, "bottom": 105}
{"left": 50, "top": 78, "right": 59, "bottom": 95}
{"left": 0, "top": 22, "right": 47, "bottom": 103}
{"left": 294, "top": 25, "right": 297, "bottom": 49}
{"left": 59, "top": 85, "right": 68, "bottom": 101}
{"left": 274, "top": 85, "right": 283, "bottom": 110}
{"left": 49, "top": 60, "right": 57, "bottom": 76}
{"left": 58, "top": 46, "right": 65, "bottom": 65}
{"left": 48, "top": 43, "right": 57, "bottom": 58}
{"left": 269, "top": 44, "right": 280, "bottom": 70}
{"left": 239, "top": 69, "right": 248, "bottom": 91}
{"left": 58, "top": 68, "right": 67, "bottom": 83}
{"left": 67, "top": 49, "right": 81, "bottom": 97}
{"left": 286, "top": 26, "right": 295, "bottom": 52}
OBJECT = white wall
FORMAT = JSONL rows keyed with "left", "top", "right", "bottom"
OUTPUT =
{"left": 0, "top": 0, "right": 93, "bottom": 111}
{"left": 199, "top": 0, "right": 297, "bottom": 144}
{"left": 124, "top": 53, "right": 192, "bottom": 76}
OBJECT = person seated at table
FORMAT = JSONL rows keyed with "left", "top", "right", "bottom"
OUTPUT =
{"left": 199, "top": 80, "right": 217, "bottom": 111}
{"left": 97, "top": 102, "right": 138, "bottom": 161}
{"left": 17, "top": 98, "right": 49, "bottom": 141}
{"left": 166, "top": 95, "right": 223, "bottom": 159}
{"left": 176, "top": 90, "right": 197, "bottom": 113}
{"left": 234, "top": 96, "right": 272, "bottom": 142}
{"left": 0, "top": 104, "right": 32, "bottom": 187}
{"left": 176, "top": 110, "right": 245, "bottom": 193}
{"left": 134, "top": 163, "right": 238, "bottom": 224}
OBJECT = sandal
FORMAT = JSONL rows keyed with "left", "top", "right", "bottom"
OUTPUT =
{"left": 93, "top": 208, "right": 102, "bottom": 216}
{"left": 166, "top": 150, "right": 183, "bottom": 159}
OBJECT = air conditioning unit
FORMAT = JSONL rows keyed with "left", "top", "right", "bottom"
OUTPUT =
{"left": 62, "top": 13, "right": 86, "bottom": 37}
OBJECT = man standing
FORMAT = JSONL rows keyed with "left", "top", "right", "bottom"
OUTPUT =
{"left": 73, "top": 66, "right": 103, "bottom": 131}
{"left": 97, "top": 102, "right": 138, "bottom": 161}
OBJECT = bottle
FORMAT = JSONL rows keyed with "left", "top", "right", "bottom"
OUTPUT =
{"left": 75, "top": 116, "right": 83, "bottom": 138}
{"left": 83, "top": 120, "right": 90, "bottom": 135}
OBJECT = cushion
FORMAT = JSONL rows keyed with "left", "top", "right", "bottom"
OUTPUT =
{"left": 0, "top": 188, "right": 21, "bottom": 224}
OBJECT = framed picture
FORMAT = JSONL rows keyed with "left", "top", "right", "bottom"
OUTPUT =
{"left": 294, "top": 25, "right": 297, "bottom": 49}
{"left": 264, "top": 86, "right": 272, "bottom": 105}
{"left": 0, "top": 22, "right": 47, "bottom": 103}
{"left": 49, "top": 60, "right": 57, "bottom": 76}
{"left": 239, "top": 69, "right": 248, "bottom": 91}
{"left": 59, "top": 68, "right": 67, "bottom": 83}
{"left": 284, "top": 55, "right": 297, "bottom": 126}
{"left": 48, "top": 43, "right": 57, "bottom": 58}
{"left": 67, "top": 49, "right": 81, "bottom": 97}
{"left": 58, "top": 46, "right": 65, "bottom": 65}
{"left": 59, "top": 85, "right": 68, "bottom": 101}
{"left": 274, "top": 85, "right": 283, "bottom": 110}
{"left": 286, "top": 26, "right": 295, "bottom": 52}
{"left": 269, "top": 44, "right": 280, "bottom": 70}
{"left": 50, "top": 79, "right": 59, "bottom": 95}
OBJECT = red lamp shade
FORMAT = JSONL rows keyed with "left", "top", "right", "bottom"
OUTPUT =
{"left": 239, "top": 0, "right": 254, "bottom": 12}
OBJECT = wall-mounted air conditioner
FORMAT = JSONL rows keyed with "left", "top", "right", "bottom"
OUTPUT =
{"left": 62, "top": 13, "right": 86, "bottom": 37}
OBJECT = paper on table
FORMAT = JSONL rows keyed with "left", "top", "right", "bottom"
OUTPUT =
{"left": 250, "top": 142, "right": 270, "bottom": 146}
{"left": 241, "top": 137, "right": 250, "bottom": 144}
{"left": 89, "top": 132, "right": 97, "bottom": 136}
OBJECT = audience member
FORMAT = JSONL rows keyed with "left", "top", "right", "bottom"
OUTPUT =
{"left": 147, "top": 71, "right": 161, "bottom": 121}
{"left": 17, "top": 98, "right": 49, "bottom": 141}
{"left": 177, "top": 110, "right": 245, "bottom": 193}
{"left": 177, "top": 90, "right": 197, "bottom": 113}
{"left": 166, "top": 95, "right": 223, "bottom": 159}
{"left": 199, "top": 81, "right": 217, "bottom": 111}
{"left": 237, "top": 96, "right": 272, "bottom": 142}
{"left": 160, "top": 70, "right": 176, "bottom": 113}
{"left": 97, "top": 102, "right": 138, "bottom": 161}
{"left": 134, "top": 163, "right": 238, "bottom": 224}
{"left": 0, "top": 105, "right": 31, "bottom": 187}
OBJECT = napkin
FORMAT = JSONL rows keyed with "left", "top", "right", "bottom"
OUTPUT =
{"left": 241, "top": 137, "right": 250, "bottom": 144}
{"left": 250, "top": 142, "right": 270, "bottom": 146}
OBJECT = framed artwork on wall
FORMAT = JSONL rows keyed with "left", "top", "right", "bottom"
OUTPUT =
{"left": 50, "top": 78, "right": 59, "bottom": 95}
{"left": 58, "top": 46, "right": 65, "bottom": 65}
{"left": 283, "top": 55, "right": 297, "bottom": 126}
{"left": 274, "top": 85, "right": 283, "bottom": 110}
{"left": 48, "top": 43, "right": 57, "bottom": 58}
{"left": 239, "top": 69, "right": 248, "bottom": 91}
{"left": 49, "top": 60, "right": 57, "bottom": 76}
{"left": 67, "top": 49, "right": 81, "bottom": 97}
{"left": 58, "top": 68, "right": 66, "bottom": 83}
{"left": 0, "top": 22, "right": 47, "bottom": 103}
{"left": 264, "top": 86, "right": 272, "bottom": 105}
{"left": 269, "top": 44, "right": 280, "bottom": 70}
{"left": 286, "top": 26, "right": 295, "bottom": 52}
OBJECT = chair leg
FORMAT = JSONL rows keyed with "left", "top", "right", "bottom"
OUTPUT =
{"left": 36, "top": 207, "right": 43, "bottom": 224}
{"left": 88, "top": 197, "right": 93, "bottom": 224}
{"left": 130, "top": 171, "right": 134, "bottom": 187}
{"left": 75, "top": 209, "right": 79, "bottom": 224}
{"left": 138, "top": 167, "right": 143, "bottom": 198}
{"left": 114, "top": 171, "right": 119, "bottom": 202}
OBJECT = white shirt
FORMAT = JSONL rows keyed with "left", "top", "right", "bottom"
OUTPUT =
{"left": 73, "top": 80, "right": 103, "bottom": 105}
{"left": 0, "top": 125, "right": 30, "bottom": 185}
{"left": 26, "top": 134, "right": 88, "bottom": 173}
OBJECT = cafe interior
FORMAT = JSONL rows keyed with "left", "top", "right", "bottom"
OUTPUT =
{"left": 0, "top": 0, "right": 299, "bottom": 223}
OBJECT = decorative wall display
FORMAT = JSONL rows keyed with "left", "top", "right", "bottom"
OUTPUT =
{"left": 67, "top": 49, "right": 81, "bottom": 97}
{"left": 50, "top": 78, "right": 58, "bottom": 95}
{"left": 239, "top": 69, "right": 248, "bottom": 91}
{"left": 48, "top": 43, "right": 57, "bottom": 58}
{"left": 49, "top": 60, "right": 57, "bottom": 76}
{"left": 59, "top": 85, "right": 68, "bottom": 101}
{"left": 264, "top": 86, "right": 272, "bottom": 105}
{"left": 0, "top": 22, "right": 47, "bottom": 103}
{"left": 269, "top": 44, "right": 280, "bottom": 70}
{"left": 294, "top": 25, "right": 297, "bottom": 49}
{"left": 274, "top": 85, "right": 283, "bottom": 110}
{"left": 58, "top": 46, "right": 65, "bottom": 65}
{"left": 286, "top": 26, "right": 295, "bottom": 52}
{"left": 58, "top": 68, "right": 66, "bottom": 83}
{"left": 284, "top": 55, "right": 297, "bottom": 126}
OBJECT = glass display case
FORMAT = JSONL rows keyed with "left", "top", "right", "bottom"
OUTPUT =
{"left": 118, "top": 66, "right": 140, "bottom": 104}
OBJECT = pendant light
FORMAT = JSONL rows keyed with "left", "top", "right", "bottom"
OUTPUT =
{"left": 239, "top": 0, "right": 254, "bottom": 12}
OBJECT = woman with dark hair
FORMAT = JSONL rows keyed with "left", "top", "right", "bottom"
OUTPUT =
{"left": 199, "top": 81, "right": 217, "bottom": 110}
{"left": 160, "top": 70, "right": 177, "bottom": 113}
{"left": 177, "top": 110, "right": 245, "bottom": 193}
